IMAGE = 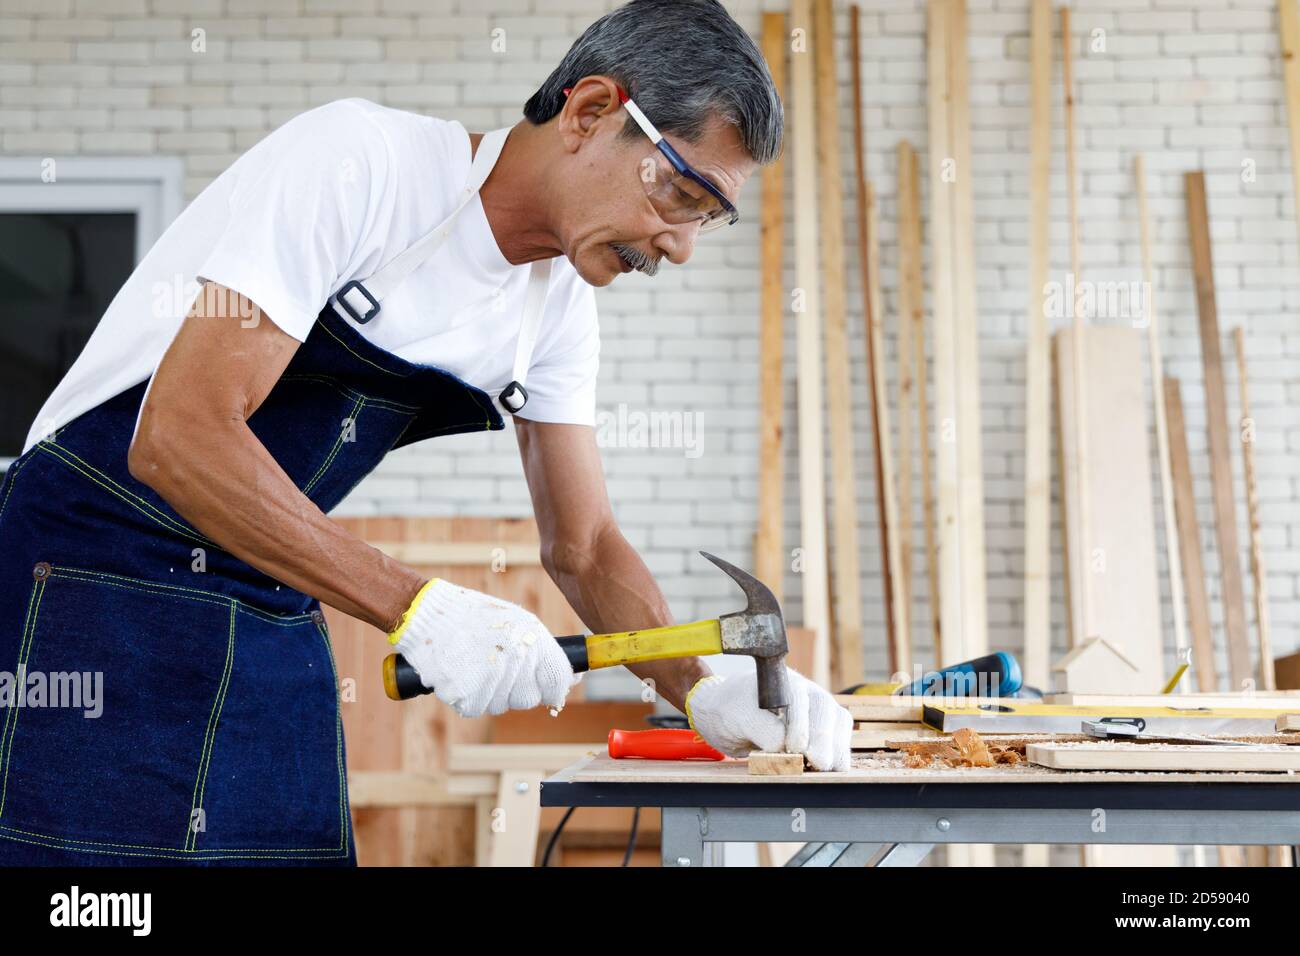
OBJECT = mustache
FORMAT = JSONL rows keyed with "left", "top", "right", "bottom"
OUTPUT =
{"left": 611, "top": 242, "right": 661, "bottom": 277}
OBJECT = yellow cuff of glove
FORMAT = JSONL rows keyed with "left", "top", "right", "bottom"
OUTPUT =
{"left": 683, "top": 674, "right": 722, "bottom": 733}
{"left": 387, "top": 578, "right": 440, "bottom": 646}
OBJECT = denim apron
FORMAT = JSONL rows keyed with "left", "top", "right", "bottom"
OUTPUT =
{"left": 0, "top": 126, "right": 548, "bottom": 865}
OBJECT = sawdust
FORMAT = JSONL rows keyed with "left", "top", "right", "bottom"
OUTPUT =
{"left": 898, "top": 728, "right": 1023, "bottom": 768}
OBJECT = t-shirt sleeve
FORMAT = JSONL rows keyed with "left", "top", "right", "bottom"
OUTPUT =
{"left": 514, "top": 275, "right": 600, "bottom": 427}
{"left": 194, "top": 99, "right": 391, "bottom": 342}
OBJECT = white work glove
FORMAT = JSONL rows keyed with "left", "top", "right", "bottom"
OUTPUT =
{"left": 684, "top": 669, "right": 852, "bottom": 771}
{"left": 389, "top": 578, "right": 580, "bottom": 718}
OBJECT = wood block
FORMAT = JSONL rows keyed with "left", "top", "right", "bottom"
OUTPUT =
{"left": 748, "top": 752, "right": 807, "bottom": 775}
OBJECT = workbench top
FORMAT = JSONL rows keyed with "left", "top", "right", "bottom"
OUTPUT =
{"left": 550, "top": 752, "right": 1300, "bottom": 786}
{"left": 540, "top": 752, "right": 1300, "bottom": 812}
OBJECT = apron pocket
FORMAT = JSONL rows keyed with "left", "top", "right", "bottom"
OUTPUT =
{"left": 191, "top": 609, "right": 347, "bottom": 856}
{"left": 0, "top": 566, "right": 234, "bottom": 855}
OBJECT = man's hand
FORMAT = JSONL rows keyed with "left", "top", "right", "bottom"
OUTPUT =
{"left": 389, "top": 578, "right": 581, "bottom": 718}
{"left": 684, "top": 669, "right": 852, "bottom": 771}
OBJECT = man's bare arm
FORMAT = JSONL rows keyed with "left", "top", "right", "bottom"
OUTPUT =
{"left": 128, "top": 282, "right": 424, "bottom": 631}
{"left": 515, "top": 418, "right": 710, "bottom": 712}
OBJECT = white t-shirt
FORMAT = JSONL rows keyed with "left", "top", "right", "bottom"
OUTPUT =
{"left": 24, "top": 98, "right": 600, "bottom": 453}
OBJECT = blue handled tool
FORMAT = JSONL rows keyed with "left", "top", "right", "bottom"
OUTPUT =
{"left": 893, "top": 651, "right": 1023, "bottom": 699}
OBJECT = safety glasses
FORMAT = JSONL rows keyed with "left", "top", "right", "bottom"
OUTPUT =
{"left": 562, "top": 85, "right": 740, "bottom": 233}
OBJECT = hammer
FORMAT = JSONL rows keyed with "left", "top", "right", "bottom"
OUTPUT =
{"left": 382, "top": 550, "right": 791, "bottom": 714}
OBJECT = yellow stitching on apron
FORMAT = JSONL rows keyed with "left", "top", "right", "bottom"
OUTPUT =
{"left": 49, "top": 568, "right": 313, "bottom": 627}
{"left": 314, "top": 618, "right": 348, "bottom": 853}
{"left": 278, "top": 373, "right": 420, "bottom": 413}
{"left": 186, "top": 601, "right": 237, "bottom": 852}
{"left": 35, "top": 442, "right": 213, "bottom": 548}
{"left": 0, "top": 576, "right": 45, "bottom": 821}
{"left": 0, "top": 453, "right": 33, "bottom": 529}
{"left": 301, "top": 395, "right": 365, "bottom": 497}
{"left": 318, "top": 318, "right": 413, "bottom": 378}
{"left": 0, "top": 827, "right": 347, "bottom": 859}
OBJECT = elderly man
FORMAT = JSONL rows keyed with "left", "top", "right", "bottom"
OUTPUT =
{"left": 0, "top": 0, "right": 850, "bottom": 865}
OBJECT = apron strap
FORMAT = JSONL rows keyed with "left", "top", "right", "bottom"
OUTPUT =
{"left": 331, "top": 124, "right": 552, "bottom": 416}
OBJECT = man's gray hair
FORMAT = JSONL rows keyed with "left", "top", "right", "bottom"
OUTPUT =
{"left": 523, "top": 0, "right": 783, "bottom": 165}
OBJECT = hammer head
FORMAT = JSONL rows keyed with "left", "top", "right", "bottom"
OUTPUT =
{"left": 699, "top": 551, "right": 790, "bottom": 715}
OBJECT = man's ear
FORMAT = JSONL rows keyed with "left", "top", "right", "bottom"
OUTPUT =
{"left": 556, "top": 75, "right": 624, "bottom": 152}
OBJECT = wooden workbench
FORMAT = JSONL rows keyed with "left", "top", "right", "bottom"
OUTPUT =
{"left": 541, "top": 754, "right": 1300, "bottom": 866}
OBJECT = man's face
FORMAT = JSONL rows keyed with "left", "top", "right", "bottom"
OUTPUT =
{"left": 555, "top": 90, "right": 757, "bottom": 287}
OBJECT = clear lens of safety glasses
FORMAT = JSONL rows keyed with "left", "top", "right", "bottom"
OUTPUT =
{"left": 638, "top": 149, "right": 732, "bottom": 232}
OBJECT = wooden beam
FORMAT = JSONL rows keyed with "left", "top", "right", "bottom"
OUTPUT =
{"left": 1023, "top": 0, "right": 1053, "bottom": 689}
{"left": 1135, "top": 154, "right": 1189, "bottom": 676}
{"left": 755, "top": 12, "right": 788, "bottom": 605}
{"left": 1163, "top": 377, "right": 1218, "bottom": 691}
{"left": 898, "top": 139, "right": 940, "bottom": 663}
{"left": 946, "top": 0, "right": 987, "bottom": 659}
{"left": 1184, "top": 171, "right": 1252, "bottom": 691}
{"left": 789, "top": 0, "right": 832, "bottom": 688}
{"left": 1280, "top": 0, "right": 1300, "bottom": 251}
{"left": 1233, "top": 327, "right": 1275, "bottom": 691}
{"left": 865, "top": 180, "right": 911, "bottom": 677}
{"left": 815, "top": 0, "right": 865, "bottom": 690}
{"left": 850, "top": 6, "right": 899, "bottom": 675}
{"left": 1060, "top": 5, "right": 1092, "bottom": 646}
{"left": 927, "top": 0, "right": 964, "bottom": 664}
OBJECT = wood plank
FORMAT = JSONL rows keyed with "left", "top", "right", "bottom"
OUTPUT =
{"left": 1135, "top": 154, "right": 1188, "bottom": 671}
{"left": 1280, "top": 0, "right": 1300, "bottom": 251}
{"left": 372, "top": 541, "right": 542, "bottom": 566}
{"left": 1046, "top": 693, "right": 1300, "bottom": 710}
{"left": 927, "top": 0, "right": 963, "bottom": 665}
{"left": 1233, "top": 327, "right": 1274, "bottom": 691}
{"left": 448, "top": 743, "right": 600, "bottom": 773}
{"left": 866, "top": 181, "right": 911, "bottom": 677}
{"left": 487, "top": 769, "right": 544, "bottom": 867}
{"left": 815, "top": 0, "right": 865, "bottom": 690}
{"left": 897, "top": 140, "right": 941, "bottom": 666}
{"left": 1164, "top": 377, "right": 1218, "bottom": 690}
{"left": 946, "top": 0, "right": 988, "bottom": 661}
{"left": 755, "top": 12, "right": 788, "bottom": 606}
{"left": 1028, "top": 743, "right": 1300, "bottom": 773}
{"left": 895, "top": 152, "right": 916, "bottom": 668}
{"left": 790, "top": 0, "right": 832, "bottom": 688}
{"left": 1055, "top": 327, "right": 1163, "bottom": 686}
{"left": 1060, "top": 6, "right": 1092, "bottom": 645}
{"left": 1023, "top": 0, "right": 1053, "bottom": 690}
{"left": 1184, "top": 171, "right": 1252, "bottom": 691}
{"left": 851, "top": 6, "right": 900, "bottom": 675}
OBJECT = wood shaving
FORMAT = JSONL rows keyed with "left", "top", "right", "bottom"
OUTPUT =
{"left": 899, "top": 728, "right": 1024, "bottom": 768}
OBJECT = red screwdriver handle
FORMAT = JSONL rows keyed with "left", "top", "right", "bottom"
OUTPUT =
{"left": 607, "top": 728, "right": 725, "bottom": 761}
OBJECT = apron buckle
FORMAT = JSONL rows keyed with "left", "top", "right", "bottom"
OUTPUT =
{"left": 498, "top": 381, "right": 528, "bottom": 414}
{"left": 336, "top": 280, "right": 381, "bottom": 324}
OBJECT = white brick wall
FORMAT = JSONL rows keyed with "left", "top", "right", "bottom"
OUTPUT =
{"left": 4, "top": 0, "right": 1297, "bottom": 686}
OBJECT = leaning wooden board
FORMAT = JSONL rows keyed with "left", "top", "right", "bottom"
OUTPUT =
{"left": 325, "top": 516, "right": 586, "bottom": 867}
{"left": 1054, "top": 326, "right": 1162, "bottom": 682}
{"left": 556, "top": 753, "right": 1300, "bottom": 786}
